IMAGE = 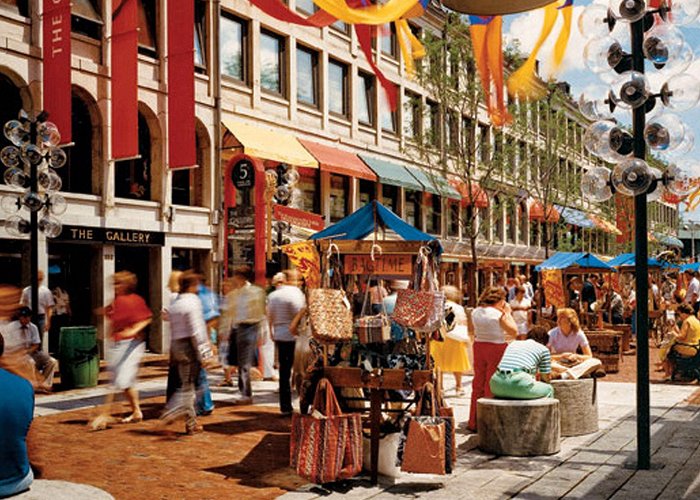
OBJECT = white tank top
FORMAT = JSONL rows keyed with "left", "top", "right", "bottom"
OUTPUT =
{"left": 471, "top": 306, "right": 506, "bottom": 344}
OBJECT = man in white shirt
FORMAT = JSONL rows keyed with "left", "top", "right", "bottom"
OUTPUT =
{"left": 20, "top": 270, "right": 55, "bottom": 338}
{"left": 267, "top": 270, "right": 306, "bottom": 416}
{"left": 2, "top": 307, "right": 58, "bottom": 392}
{"left": 519, "top": 274, "right": 534, "bottom": 301}
{"left": 684, "top": 270, "right": 700, "bottom": 314}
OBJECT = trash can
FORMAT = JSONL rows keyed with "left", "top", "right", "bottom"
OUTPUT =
{"left": 59, "top": 326, "right": 99, "bottom": 389}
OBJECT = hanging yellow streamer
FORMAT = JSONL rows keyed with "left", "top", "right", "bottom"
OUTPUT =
{"left": 552, "top": 1, "right": 572, "bottom": 70}
{"left": 396, "top": 19, "right": 425, "bottom": 76}
{"left": 507, "top": 3, "right": 558, "bottom": 101}
{"left": 312, "top": 0, "right": 421, "bottom": 25}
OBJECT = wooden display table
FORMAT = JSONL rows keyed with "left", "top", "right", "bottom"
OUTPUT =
{"left": 585, "top": 330, "right": 623, "bottom": 373}
{"left": 323, "top": 366, "right": 433, "bottom": 484}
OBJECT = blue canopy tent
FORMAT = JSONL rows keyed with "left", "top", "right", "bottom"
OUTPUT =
{"left": 310, "top": 200, "right": 440, "bottom": 249}
{"left": 607, "top": 253, "right": 672, "bottom": 269}
{"left": 681, "top": 262, "right": 700, "bottom": 273}
{"left": 535, "top": 252, "right": 616, "bottom": 272}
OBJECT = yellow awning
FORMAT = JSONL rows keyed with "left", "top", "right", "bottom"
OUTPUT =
{"left": 222, "top": 119, "right": 318, "bottom": 168}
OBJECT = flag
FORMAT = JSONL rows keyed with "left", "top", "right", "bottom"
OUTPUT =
{"left": 43, "top": 0, "right": 72, "bottom": 143}
{"left": 111, "top": 0, "right": 139, "bottom": 159}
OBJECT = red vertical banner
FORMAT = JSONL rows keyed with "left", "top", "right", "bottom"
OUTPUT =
{"left": 111, "top": 0, "right": 138, "bottom": 159}
{"left": 43, "top": 0, "right": 72, "bottom": 143}
{"left": 167, "top": 0, "right": 196, "bottom": 169}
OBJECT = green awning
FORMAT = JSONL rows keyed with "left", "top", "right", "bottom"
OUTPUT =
{"left": 405, "top": 166, "right": 461, "bottom": 199}
{"left": 359, "top": 155, "right": 423, "bottom": 191}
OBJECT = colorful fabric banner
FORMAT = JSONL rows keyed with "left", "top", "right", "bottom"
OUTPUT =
{"left": 313, "top": 0, "right": 420, "bottom": 24}
{"left": 111, "top": 0, "right": 139, "bottom": 160}
{"left": 541, "top": 269, "right": 566, "bottom": 309}
{"left": 249, "top": 0, "right": 336, "bottom": 26}
{"left": 43, "top": 0, "right": 72, "bottom": 143}
{"left": 469, "top": 16, "right": 511, "bottom": 127}
{"left": 167, "top": 0, "right": 196, "bottom": 170}
{"left": 356, "top": 25, "right": 397, "bottom": 111}
{"left": 282, "top": 241, "right": 321, "bottom": 289}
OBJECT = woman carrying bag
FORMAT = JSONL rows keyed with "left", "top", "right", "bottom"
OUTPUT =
{"left": 432, "top": 286, "right": 471, "bottom": 396}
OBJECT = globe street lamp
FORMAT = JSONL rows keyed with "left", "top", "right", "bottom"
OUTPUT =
{"left": 1, "top": 110, "right": 67, "bottom": 330}
{"left": 578, "top": 0, "right": 700, "bottom": 469}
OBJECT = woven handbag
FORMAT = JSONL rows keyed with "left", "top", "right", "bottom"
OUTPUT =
{"left": 290, "top": 378, "right": 363, "bottom": 483}
{"left": 392, "top": 248, "right": 445, "bottom": 333}
{"left": 308, "top": 249, "right": 353, "bottom": 342}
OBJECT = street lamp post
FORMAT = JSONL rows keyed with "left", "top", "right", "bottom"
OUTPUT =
{"left": 578, "top": 0, "right": 700, "bottom": 469}
{"left": 1, "top": 111, "right": 67, "bottom": 331}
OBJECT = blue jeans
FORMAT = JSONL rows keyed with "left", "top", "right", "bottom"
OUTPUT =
{"left": 236, "top": 323, "right": 260, "bottom": 398}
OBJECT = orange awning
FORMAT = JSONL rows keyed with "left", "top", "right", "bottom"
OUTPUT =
{"left": 299, "top": 139, "right": 377, "bottom": 181}
{"left": 449, "top": 179, "right": 489, "bottom": 208}
{"left": 528, "top": 198, "right": 560, "bottom": 223}
{"left": 590, "top": 214, "right": 622, "bottom": 235}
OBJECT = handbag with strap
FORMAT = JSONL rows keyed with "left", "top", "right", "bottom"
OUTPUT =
{"left": 396, "top": 382, "right": 453, "bottom": 474}
{"left": 392, "top": 248, "right": 445, "bottom": 333}
{"left": 355, "top": 279, "right": 391, "bottom": 344}
{"left": 308, "top": 248, "right": 353, "bottom": 342}
{"left": 290, "top": 378, "right": 363, "bottom": 483}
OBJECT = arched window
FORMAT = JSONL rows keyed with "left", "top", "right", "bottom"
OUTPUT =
{"left": 115, "top": 112, "right": 152, "bottom": 200}
{"left": 506, "top": 199, "right": 517, "bottom": 244}
{"left": 0, "top": 74, "right": 24, "bottom": 140}
{"left": 60, "top": 91, "right": 99, "bottom": 195}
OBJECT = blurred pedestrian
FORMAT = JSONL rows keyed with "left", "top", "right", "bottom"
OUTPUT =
{"left": 223, "top": 266, "right": 266, "bottom": 405}
{"left": 90, "top": 271, "right": 152, "bottom": 431}
{"left": 467, "top": 286, "right": 517, "bottom": 432}
{"left": 20, "top": 270, "right": 54, "bottom": 343}
{"left": 161, "top": 271, "right": 207, "bottom": 434}
{"left": 0, "top": 331, "right": 35, "bottom": 497}
{"left": 268, "top": 270, "right": 305, "bottom": 415}
{"left": 216, "top": 277, "right": 237, "bottom": 387}
{"left": 195, "top": 277, "right": 219, "bottom": 415}
{"left": 2, "top": 307, "right": 58, "bottom": 392}
{"left": 433, "top": 286, "right": 470, "bottom": 396}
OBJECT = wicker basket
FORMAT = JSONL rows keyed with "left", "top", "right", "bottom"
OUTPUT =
{"left": 597, "top": 353, "right": 620, "bottom": 373}
{"left": 585, "top": 330, "right": 622, "bottom": 357}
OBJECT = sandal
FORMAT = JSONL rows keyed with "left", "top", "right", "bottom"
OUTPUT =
{"left": 121, "top": 413, "right": 143, "bottom": 424}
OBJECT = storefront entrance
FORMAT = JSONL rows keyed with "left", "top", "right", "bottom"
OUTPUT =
{"left": 115, "top": 246, "right": 154, "bottom": 348}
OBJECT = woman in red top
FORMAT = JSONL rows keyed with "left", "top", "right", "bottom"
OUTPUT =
{"left": 90, "top": 271, "right": 152, "bottom": 430}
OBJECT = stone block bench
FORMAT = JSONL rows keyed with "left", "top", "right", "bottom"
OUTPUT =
{"left": 477, "top": 397, "right": 560, "bottom": 456}
{"left": 551, "top": 378, "right": 599, "bottom": 437}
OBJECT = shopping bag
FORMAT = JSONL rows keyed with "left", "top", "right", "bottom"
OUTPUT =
{"left": 362, "top": 433, "right": 402, "bottom": 478}
{"left": 290, "top": 378, "right": 362, "bottom": 483}
{"left": 308, "top": 288, "right": 353, "bottom": 342}
{"left": 399, "top": 417, "right": 446, "bottom": 475}
{"left": 355, "top": 313, "right": 391, "bottom": 343}
{"left": 392, "top": 248, "right": 445, "bottom": 333}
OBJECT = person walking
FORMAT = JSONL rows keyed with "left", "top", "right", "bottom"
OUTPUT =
{"left": 20, "top": 270, "right": 55, "bottom": 346}
{"left": 224, "top": 266, "right": 266, "bottom": 405}
{"left": 161, "top": 271, "right": 207, "bottom": 434}
{"left": 432, "top": 286, "right": 471, "bottom": 396}
{"left": 467, "top": 286, "right": 518, "bottom": 432}
{"left": 267, "top": 269, "right": 306, "bottom": 415}
{"left": 90, "top": 271, "right": 152, "bottom": 431}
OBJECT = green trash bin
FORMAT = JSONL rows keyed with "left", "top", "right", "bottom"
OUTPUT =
{"left": 59, "top": 326, "right": 99, "bottom": 389}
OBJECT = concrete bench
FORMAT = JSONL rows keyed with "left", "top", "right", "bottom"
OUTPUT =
{"left": 477, "top": 397, "right": 560, "bottom": 456}
{"left": 551, "top": 378, "right": 599, "bottom": 437}
{"left": 15, "top": 480, "right": 113, "bottom": 499}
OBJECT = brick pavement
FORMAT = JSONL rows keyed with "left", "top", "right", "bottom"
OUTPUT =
{"left": 33, "top": 368, "right": 700, "bottom": 500}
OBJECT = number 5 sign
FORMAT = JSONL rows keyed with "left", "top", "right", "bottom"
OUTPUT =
{"left": 231, "top": 158, "right": 255, "bottom": 190}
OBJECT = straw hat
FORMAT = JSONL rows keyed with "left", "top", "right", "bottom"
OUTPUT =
{"left": 441, "top": 0, "right": 557, "bottom": 16}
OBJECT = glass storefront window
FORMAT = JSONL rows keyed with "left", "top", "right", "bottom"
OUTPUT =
{"left": 359, "top": 179, "right": 375, "bottom": 207}
{"left": 329, "top": 174, "right": 349, "bottom": 222}
{"left": 298, "top": 169, "right": 320, "bottom": 214}
{"left": 425, "top": 194, "right": 441, "bottom": 235}
{"left": 382, "top": 184, "right": 399, "bottom": 214}
{"left": 405, "top": 190, "right": 421, "bottom": 229}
